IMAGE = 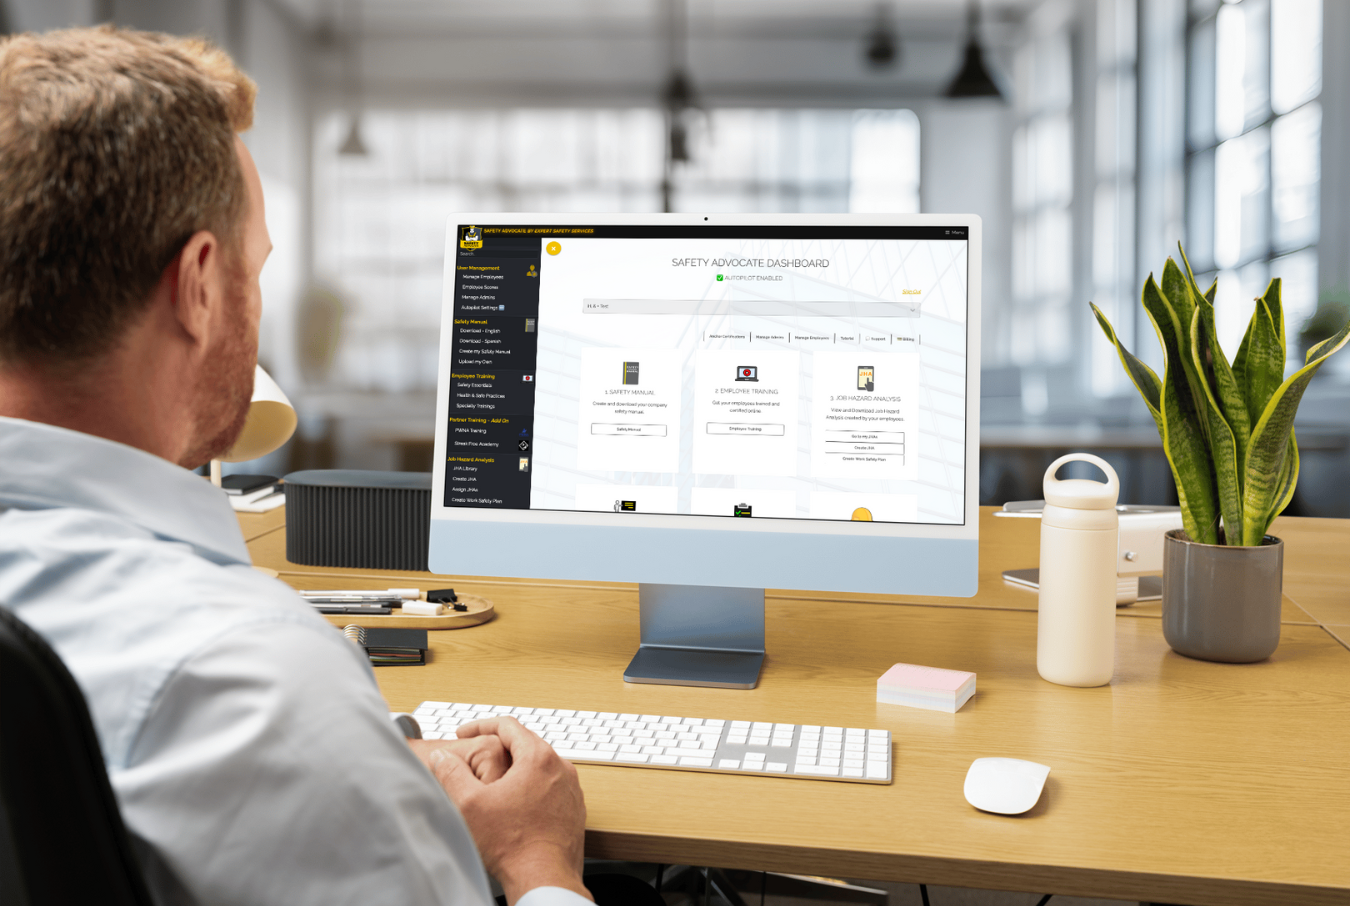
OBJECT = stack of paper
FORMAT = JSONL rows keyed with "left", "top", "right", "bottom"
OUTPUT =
{"left": 877, "top": 662, "right": 976, "bottom": 713}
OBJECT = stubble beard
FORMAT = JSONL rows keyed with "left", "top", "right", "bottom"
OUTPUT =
{"left": 179, "top": 283, "right": 257, "bottom": 469}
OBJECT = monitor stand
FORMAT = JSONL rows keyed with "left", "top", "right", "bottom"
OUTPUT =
{"left": 623, "top": 584, "right": 765, "bottom": 689}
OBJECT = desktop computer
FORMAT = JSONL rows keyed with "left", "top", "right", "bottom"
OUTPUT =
{"left": 429, "top": 214, "right": 981, "bottom": 690}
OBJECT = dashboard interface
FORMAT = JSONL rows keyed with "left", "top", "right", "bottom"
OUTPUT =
{"left": 442, "top": 223, "right": 970, "bottom": 526}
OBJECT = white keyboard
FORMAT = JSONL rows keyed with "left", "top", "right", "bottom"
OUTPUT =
{"left": 413, "top": 701, "right": 893, "bottom": 784}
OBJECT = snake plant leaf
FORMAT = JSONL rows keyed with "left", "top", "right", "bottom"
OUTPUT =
{"left": 1268, "top": 431, "right": 1300, "bottom": 533}
{"left": 1188, "top": 303, "right": 1244, "bottom": 543}
{"left": 1139, "top": 275, "right": 1220, "bottom": 544}
{"left": 1159, "top": 257, "right": 1213, "bottom": 448}
{"left": 1090, "top": 302, "right": 1164, "bottom": 435}
{"left": 1243, "top": 317, "right": 1350, "bottom": 544}
{"left": 1195, "top": 287, "right": 1251, "bottom": 470}
{"left": 1233, "top": 281, "right": 1285, "bottom": 426}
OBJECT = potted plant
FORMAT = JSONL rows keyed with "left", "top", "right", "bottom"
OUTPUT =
{"left": 1091, "top": 246, "right": 1350, "bottom": 662}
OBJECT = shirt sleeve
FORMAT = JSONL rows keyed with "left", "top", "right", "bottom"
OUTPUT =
{"left": 516, "top": 887, "right": 596, "bottom": 906}
{"left": 114, "top": 616, "right": 497, "bottom": 906}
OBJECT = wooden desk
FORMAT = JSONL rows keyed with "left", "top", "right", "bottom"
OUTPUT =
{"left": 246, "top": 509, "right": 1350, "bottom": 906}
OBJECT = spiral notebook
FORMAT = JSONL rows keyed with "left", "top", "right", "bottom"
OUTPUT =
{"left": 343, "top": 625, "right": 428, "bottom": 666}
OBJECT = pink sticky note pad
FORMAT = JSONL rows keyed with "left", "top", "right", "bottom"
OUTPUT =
{"left": 877, "top": 662, "right": 976, "bottom": 712}
{"left": 878, "top": 663, "right": 972, "bottom": 692}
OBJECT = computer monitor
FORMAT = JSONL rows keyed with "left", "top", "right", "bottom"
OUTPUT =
{"left": 430, "top": 214, "right": 981, "bottom": 688}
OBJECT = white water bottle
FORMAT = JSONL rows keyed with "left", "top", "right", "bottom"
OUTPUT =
{"left": 1037, "top": 453, "right": 1120, "bottom": 687}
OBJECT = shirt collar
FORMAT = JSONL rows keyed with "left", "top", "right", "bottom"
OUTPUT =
{"left": 0, "top": 417, "right": 250, "bottom": 566}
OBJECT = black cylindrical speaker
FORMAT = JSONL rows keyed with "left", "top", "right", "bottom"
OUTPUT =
{"left": 283, "top": 470, "right": 432, "bottom": 571}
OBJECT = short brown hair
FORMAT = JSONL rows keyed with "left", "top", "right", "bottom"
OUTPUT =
{"left": 0, "top": 26, "right": 256, "bottom": 365}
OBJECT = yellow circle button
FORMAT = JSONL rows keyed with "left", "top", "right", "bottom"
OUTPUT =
{"left": 546, "top": 241, "right": 562, "bottom": 256}
{"left": 851, "top": 507, "right": 873, "bottom": 521}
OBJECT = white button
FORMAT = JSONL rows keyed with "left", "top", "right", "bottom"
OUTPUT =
{"left": 620, "top": 744, "right": 642, "bottom": 754}
{"left": 642, "top": 746, "right": 664, "bottom": 755}
{"left": 652, "top": 755, "right": 679, "bottom": 765}
{"left": 843, "top": 767, "right": 864, "bottom": 778}
{"left": 597, "top": 743, "right": 619, "bottom": 752}
{"left": 795, "top": 764, "right": 839, "bottom": 776}
{"left": 819, "top": 758, "right": 841, "bottom": 768}
{"left": 742, "top": 762, "right": 764, "bottom": 771}
{"left": 766, "top": 762, "right": 788, "bottom": 772}
{"left": 718, "top": 759, "right": 741, "bottom": 770}
{"left": 597, "top": 713, "right": 618, "bottom": 720}
{"left": 844, "top": 758, "right": 865, "bottom": 769}
{"left": 730, "top": 720, "right": 751, "bottom": 729}
{"left": 615, "top": 753, "right": 648, "bottom": 763}
{"left": 574, "top": 742, "right": 597, "bottom": 751}
{"left": 619, "top": 714, "right": 638, "bottom": 721}
{"left": 771, "top": 738, "right": 793, "bottom": 747}
{"left": 679, "top": 756, "right": 714, "bottom": 767}
{"left": 868, "top": 729, "right": 888, "bottom": 739}
{"left": 743, "top": 752, "right": 766, "bottom": 763}
{"left": 866, "top": 764, "right": 887, "bottom": 779}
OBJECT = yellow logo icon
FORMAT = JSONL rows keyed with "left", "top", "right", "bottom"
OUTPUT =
{"left": 546, "top": 241, "right": 562, "bottom": 256}
{"left": 460, "top": 225, "right": 483, "bottom": 250}
{"left": 851, "top": 507, "right": 873, "bottom": 521}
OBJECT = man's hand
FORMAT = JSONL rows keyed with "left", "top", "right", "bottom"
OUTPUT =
{"left": 428, "top": 717, "right": 593, "bottom": 905}
{"left": 408, "top": 735, "right": 509, "bottom": 783}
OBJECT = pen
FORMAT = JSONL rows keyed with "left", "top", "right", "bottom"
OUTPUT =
{"left": 303, "top": 595, "right": 405, "bottom": 604}
{"left": 299, "top": 588, "right": 420, "bottom": 600}
{"left": 311, "top": 603, "right": 394, "bottom": 614}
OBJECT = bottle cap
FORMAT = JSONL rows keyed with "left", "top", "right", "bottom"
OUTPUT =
{"left": 1043, "top": 453, "right": 1120, "bottom": 510}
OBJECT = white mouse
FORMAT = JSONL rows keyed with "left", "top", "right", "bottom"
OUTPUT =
{"left": 963, "top": 757, "right": 1051, "bottom": 815}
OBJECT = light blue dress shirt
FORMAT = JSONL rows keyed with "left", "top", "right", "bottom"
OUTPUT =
{"left": 0, "top": 417, "right": 588, "bottom": 906}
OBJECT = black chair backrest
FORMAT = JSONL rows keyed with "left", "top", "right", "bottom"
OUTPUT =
{"left": 0, "top": 606, "right": 154, "bottom": 906}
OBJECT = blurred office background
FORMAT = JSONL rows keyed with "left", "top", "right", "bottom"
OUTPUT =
{"left": 5, "top": 0, "right": 1349, "bottom": 514}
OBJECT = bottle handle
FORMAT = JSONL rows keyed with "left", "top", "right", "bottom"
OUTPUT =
{"left": 1043, "top": 452, "right": 1120, "bottom": 500}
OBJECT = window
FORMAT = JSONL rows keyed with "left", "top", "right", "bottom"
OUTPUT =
{"left": 313, "top": 108, "right": 920, "bottom": 392}
{"left": 1011, "top": 25, "right": 1075, "bottom": 373}
{"left": 1186, "top": 0, "right": 1322, "bottom": 362}
{"left": 1091, "top": 0, "right": 1139, "bottom": 396}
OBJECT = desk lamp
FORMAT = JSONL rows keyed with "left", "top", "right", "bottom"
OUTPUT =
{"left": 208, "top": 365, "right": 297, "bottom": 488}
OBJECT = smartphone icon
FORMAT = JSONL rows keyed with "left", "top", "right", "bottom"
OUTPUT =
{"left": 857, "top": 366, "right": 874, "bottom": 392}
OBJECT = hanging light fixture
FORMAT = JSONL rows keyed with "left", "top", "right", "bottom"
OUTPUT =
{"left": 945, "top": 0, "right": 1004, "bottom": 100}
{"left": 660, "top": 0, "right": 703, "bottom": 212}
{"left": 336, "top": 0, "right": 370, "bottom": 156}
{"left": 338, "top": 116, "right": 369, "bottom": 156}
{"left": 863, "top": 3, "right": 899, "bottom": 71}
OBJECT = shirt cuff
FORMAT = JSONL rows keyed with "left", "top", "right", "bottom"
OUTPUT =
{"left": 514, "top": 886, "right": 594, "bottom": 906}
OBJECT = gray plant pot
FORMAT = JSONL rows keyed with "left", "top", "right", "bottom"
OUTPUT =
{"left": 1161, "top": 529, "right": 1283, "bottom": 663}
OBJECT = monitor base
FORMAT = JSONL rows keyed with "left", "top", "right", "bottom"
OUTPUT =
{"left": 623, "top": 584, "right": 765, "bottom": 689}
{"left": 623, "top": 646, "right": 765, "bottom": 689}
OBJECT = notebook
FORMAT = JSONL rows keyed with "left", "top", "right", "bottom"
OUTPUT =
{"left": 343, "top": 625, "right": 428, "bottom": 666}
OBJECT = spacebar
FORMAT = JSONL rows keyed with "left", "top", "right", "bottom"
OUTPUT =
{"left": 555, "top": 748, "right": 615, "bottom": 762}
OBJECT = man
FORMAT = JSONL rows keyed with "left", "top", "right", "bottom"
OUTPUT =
{"left": 0, "top": 27, "right": 596, "bottom": 906}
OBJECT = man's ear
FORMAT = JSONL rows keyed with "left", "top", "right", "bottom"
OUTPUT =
{"left": 170, "top": 229, "right": 224, "bottom": 345}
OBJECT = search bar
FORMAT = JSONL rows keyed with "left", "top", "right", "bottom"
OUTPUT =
{"left": 581, "top": 299, "right": 919, "bottom": 317}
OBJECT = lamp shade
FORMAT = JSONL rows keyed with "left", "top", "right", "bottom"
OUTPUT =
{"left": 218, "top": 365, "right": 298, "bottom": 463}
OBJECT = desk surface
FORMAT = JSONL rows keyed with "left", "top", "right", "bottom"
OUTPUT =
{"left": 244, "top": 508, "right": 1350, "bottom": 906}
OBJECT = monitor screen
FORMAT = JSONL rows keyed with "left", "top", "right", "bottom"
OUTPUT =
{"left": 430, "top": 215, "right": 980, "bottom": 597}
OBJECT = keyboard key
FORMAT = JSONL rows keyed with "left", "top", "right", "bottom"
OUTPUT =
{"left": 652, "top": 755, "right": 679, "bottom": 765}
{"left": 795, "top": 764, "right": 839, "bottom": 776}
{"left": 718, "top": 759, "right": 740, "bottom": 770}
{"left": 679, "top": 756, "right": 714, "bottom": 767}
{"left": 766, "top": 762, "right": 788, "bottom": 772}
{"left": 615, "top": 752, "right": 648, "bottom": 763}
{"left": 843, "top": 768, "right": 864, "bottom": 778}
{"left": 866, "top": 764, "right": 887, "bottom": 780}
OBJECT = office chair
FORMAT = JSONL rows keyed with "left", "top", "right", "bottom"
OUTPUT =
{"left": 0, "top": 606, "right": 155, "bottom": 906}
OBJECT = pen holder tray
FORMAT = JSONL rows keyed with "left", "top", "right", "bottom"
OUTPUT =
{"left": 319, "top": 593, "right": 495, "bottom": 631}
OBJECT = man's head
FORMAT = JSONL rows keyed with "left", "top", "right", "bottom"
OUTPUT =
{"left": 0, "top": 26, "right": 268, "bottom": 467}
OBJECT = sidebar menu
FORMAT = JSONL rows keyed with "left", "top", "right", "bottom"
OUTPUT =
{"left": 444, "top": 228, "right": 541, "bottom": 508}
